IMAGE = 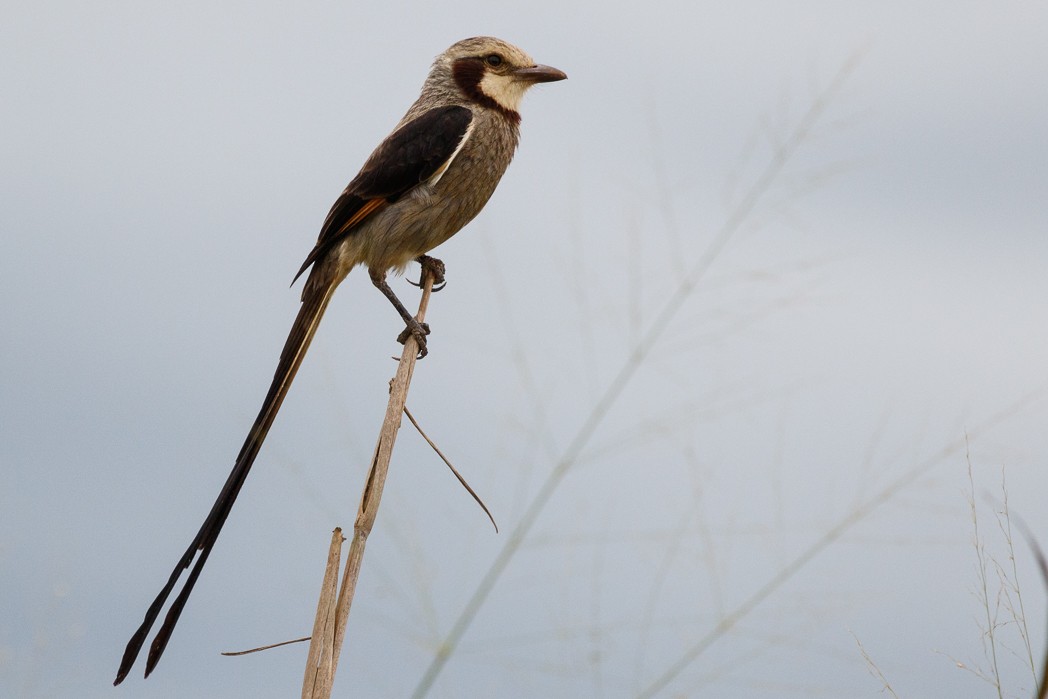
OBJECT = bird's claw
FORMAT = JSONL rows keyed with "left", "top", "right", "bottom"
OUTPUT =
{"left": 397, "top": 320, "right": 431, "bottom": 358}
{"left": 408, "top": 255, "right": 447, "bottom": 291}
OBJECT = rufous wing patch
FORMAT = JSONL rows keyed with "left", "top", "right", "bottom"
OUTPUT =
{"left": 337, "top": 197, "right": 388, "bottom": 237}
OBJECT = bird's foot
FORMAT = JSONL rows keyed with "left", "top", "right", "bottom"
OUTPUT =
{"left": 408, "top": 255, "right": 447, "bottom": 291}
{"left": 397, "top": 319, "right": 431, "bottom": 358}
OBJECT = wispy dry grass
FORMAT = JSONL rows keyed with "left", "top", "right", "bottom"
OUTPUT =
{"left": 852, "top": 631, "right": 901, "bottom": 699}
{"left": 636, "top": 397, "right": 1040, "bottom": 698}
{"left": 409, "top": 51, "right": 868, "bottom": 698}
{"left": 949, "top": 442, "right": 1041, "bottom": 698}
{"left": 388, "top": 45, "right": 1048, "bottom": 699}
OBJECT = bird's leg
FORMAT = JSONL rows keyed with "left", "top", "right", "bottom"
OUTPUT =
{"left": 369, "top": 268, "right": 431, "bottom": 358}
{"left": 407, "top": 255, "right": 447, "bottom": 292}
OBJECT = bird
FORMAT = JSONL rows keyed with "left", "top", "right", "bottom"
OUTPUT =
{"left": 114, "top": 36, "right": 566, "bottom": 685}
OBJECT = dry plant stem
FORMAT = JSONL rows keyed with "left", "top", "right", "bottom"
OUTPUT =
{"left": 309, "top": 265, "right": 437, "bottom": 697}
{"left": 403, "top": 405, "right": 498, "bottom": 532}
{"left": 301, "top": 528, "right": 345, "bottom": 699}
{"left": 221, "top": 636, "right": 310, "bottom": 656}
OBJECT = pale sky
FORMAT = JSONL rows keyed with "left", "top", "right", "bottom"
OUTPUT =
{"left": 3, "top": 2, "right": 1048, "bottom": 697}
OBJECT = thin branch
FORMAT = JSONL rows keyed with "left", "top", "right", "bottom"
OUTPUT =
{"left": 403, "top": 405, "right": 498, "bottom": 532}
{"left": 221, "top": 637, "right": 311, "bottom": 656}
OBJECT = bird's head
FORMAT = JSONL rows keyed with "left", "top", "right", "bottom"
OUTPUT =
{"left": 431, "top": 37, "right": 567, "bottom": 120}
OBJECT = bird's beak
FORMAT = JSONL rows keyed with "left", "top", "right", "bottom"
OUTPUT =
{"left": 513, "top": 64, "right": 568, "bottom": 83}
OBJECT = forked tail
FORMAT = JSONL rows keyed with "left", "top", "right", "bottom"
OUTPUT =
{"left": 114, "top": 281, "right": 337, "bottom": 684}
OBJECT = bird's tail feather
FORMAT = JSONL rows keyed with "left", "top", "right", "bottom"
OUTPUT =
{"left": 114, "top": 280, "right": 338, "bottom": 685}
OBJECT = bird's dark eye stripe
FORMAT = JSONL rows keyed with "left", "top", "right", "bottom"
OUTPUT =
{"left": 485, "top": 54, "right": 503, "bottom": 67}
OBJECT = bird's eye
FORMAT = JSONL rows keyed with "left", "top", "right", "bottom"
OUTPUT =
{"left": 485, "top": 54, "right": 503, "bottom": 67}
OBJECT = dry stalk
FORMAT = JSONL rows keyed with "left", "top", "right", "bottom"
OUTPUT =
{"left": 301, "top": 528, "right": 344, "bottom": 698}
{"left": 403, "top": 405, "right": 498, "bottom": 532}
{"left": 301, "top": 264, "right": 438, "bottom": 699}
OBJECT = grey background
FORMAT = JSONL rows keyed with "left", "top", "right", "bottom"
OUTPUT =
{"left": 3, "top": 1, "right": 1047, "bottom": 697}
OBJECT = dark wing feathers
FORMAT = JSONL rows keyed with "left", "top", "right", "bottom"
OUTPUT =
{"left": 292, "top": 105, "right": 473, "bottom": 283}
{"left": 347, "top": 105, "right": 474, "bottom": 199}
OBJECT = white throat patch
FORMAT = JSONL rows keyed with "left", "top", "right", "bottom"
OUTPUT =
{"left": 478, "top": 72, "right": 530, "bottom": 113}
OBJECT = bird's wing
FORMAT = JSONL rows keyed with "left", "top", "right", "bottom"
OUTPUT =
{"left": 292, "top": 105, "right": 474, "bottom": 283}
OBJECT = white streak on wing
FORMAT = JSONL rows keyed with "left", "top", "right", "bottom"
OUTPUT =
{"left": 426, "top": 116, "right": 475, "bottom": 187}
